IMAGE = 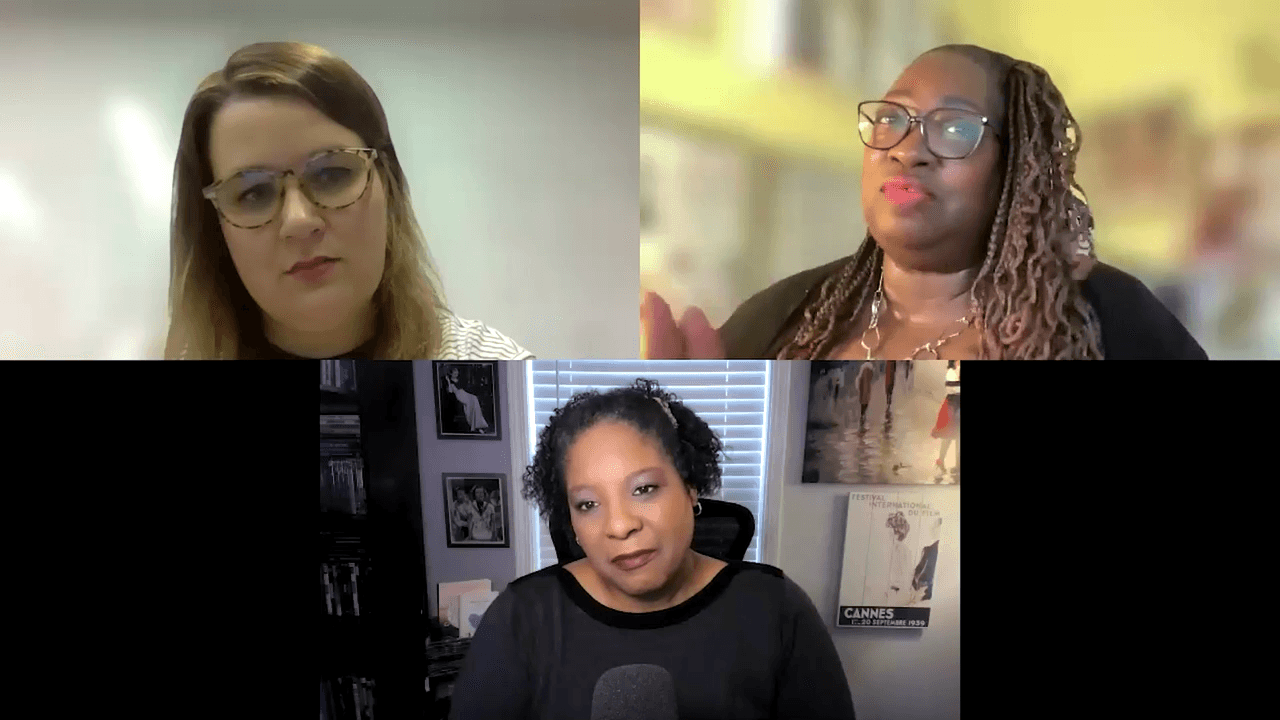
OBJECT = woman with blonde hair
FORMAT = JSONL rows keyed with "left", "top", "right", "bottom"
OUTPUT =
{"left": 165, "top": 42, "right": 531, "bottom": 360}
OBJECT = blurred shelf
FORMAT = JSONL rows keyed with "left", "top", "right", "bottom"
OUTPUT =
{"left": 320, "top": 387, "right": 360, "bottom": 415}
{"left": 641, "top": 26, "right": 864, "bottom": 167}
{"left": 320, "top": 512, "right": 368, "bottom": 529}
{"left": 320, "top": 516, "right": 369, "bottom": 562}
{"left": 317, "top": 362, "right": 428, "bottom": 716}
{"left": 426, "top": 637, "right": 471, "bottom": 662}
{"left": 320, "top": 437, "right": 364, "bottom": 459}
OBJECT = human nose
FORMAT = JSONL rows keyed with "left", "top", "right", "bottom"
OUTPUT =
{"left": 603, "top": 501, "right": 642, "bottom": 540}
{"left": 889, "top": 119, "right": 934, "bottom": 167}
{"left": 278, "top": 176, "right": 324, "bottom": 240}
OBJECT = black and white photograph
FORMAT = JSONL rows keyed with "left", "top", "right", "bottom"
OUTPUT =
{"left": 442, "top": 473, "right": 510, "bottom": 548}
{"left": 433, "top": 361, "right": 502, "bottom": 441}
{"left": 802, "top": 360, "right": 960, "bottom": 485}
{"left": 837, "top": 491, "right": 943, "bottom": 629}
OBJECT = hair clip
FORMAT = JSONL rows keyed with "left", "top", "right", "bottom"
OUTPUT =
{"left": 653, "top": 397, "right": 677, "bottom": 427}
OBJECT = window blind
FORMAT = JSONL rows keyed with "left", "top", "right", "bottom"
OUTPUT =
{"left": 526, "top": 360, "right": 770, "bottom": 570}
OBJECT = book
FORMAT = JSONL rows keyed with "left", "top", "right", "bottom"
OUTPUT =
{"left": 320, "top": 438, "right": 362, "bottom": 459}
{"left": 320, "top": 359, "right": 359, "bottom": 393}
{"left": 321, "top": 458, "right": 366, "bottom": 514}
{"left": 321, "top": 414, "right": 362, "bottom": 436}
{"left": 438, "top": 579, "right": 492, "bottom": 630}
{"left": 320, "top": 562, "right": 367, "bottom": 617}
{"left": 459, "top": 589, "right": 500, "bottom": 639}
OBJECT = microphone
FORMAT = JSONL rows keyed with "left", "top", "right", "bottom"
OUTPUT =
{"left": 590, "top": 664, "right": 678, "bottom": 720}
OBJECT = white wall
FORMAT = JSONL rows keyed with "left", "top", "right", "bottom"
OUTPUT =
{"left": 0, "top": 0, "right": 638, "bottom": 359}
{"left": 411, "top": 360, "right": 522, "bottom": 622}
{"left": 771, "top": 361, "right": 961, "bottom": 720}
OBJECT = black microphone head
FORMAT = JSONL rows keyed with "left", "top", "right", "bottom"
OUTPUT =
{"left": 590, "top": 664, "right": 678, "bottom": 720}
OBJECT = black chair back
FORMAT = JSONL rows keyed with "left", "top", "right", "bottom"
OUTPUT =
{"left": 549, "top": 498, "right": 755, "bottom": 564}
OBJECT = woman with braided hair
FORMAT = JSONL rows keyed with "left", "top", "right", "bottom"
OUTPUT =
{"left": 641, "top": 44, "right": 1206, "bottom": 360}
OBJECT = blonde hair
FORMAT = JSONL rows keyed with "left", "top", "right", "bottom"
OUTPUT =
{"left": 165, "top": 41, "right": 447, "bottom": 359}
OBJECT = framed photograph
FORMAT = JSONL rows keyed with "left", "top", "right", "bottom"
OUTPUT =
{"left": 433, "top": 362, "right": 501, "bottom": 441}
{"left": 442, "top": 473, "right": 510, "bottom": 548}
{"left": 802, "top": 360, "right": 960, "bottom": 485}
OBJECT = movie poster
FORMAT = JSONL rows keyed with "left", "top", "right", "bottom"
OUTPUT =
{"left": 837, "top": 491, "right": 943, "bottom": 629}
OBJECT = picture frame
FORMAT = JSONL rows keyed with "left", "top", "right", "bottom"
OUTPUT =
{"left": 442, "top": 473, "right": 510, "bottom": 549}
{"left": 433, "top": 361, "right": 502, "bottom": 441}
{"left": 802, "top": 360, "right": 960, "bottom": 485}
{"left": 837, "top": 491, "right": 943, "bottom": 629}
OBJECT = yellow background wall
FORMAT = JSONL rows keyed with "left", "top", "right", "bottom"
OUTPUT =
{"left": 946, "top": 0, "right": 1279, "bottom": 129}
{"left": 640, "top": 0, "right": 1278, "bottom": 271}
{"left": 948, "top": 0, "right": 1279, "bottom": 270}
{"left": 640, "top": 2, "right": 865, "bottom": 166}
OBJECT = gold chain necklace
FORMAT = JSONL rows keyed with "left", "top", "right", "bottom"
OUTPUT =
{"left": 858, "top": 269, "right": 974, "bottom": 360}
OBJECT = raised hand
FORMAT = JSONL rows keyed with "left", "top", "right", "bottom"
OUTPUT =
{"left": 640, "top": 291, "right": 725, "bottom": 359}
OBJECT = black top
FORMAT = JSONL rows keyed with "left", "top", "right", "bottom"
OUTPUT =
{"left": 449, "top": 561, "right": 857, "bottom": 720}
{"left": 238, "top": 325, "right": 377, "bottom": 360}
{"left": 719, "top": 258, "right": 1209, "bottom": 360}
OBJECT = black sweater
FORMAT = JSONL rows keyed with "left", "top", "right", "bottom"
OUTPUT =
{"left": 449, "top": 561, "right": 857, "bottom": 720}
{"left": 719, "top": 259, "right": 1208, "bottom": 359}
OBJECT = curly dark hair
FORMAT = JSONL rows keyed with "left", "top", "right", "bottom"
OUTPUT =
{"left": 886, "top": 511, "right": 910, "bottom": 541}
{"left": 777, "top": 44, "right": 1104, "bottom": 360}
{"left": 521, "top": 379, "right": 724, "bottom": 537}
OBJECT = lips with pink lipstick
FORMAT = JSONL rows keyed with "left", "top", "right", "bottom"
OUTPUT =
{"left": 882, "top": 177, "right": 930, "bottom": 207}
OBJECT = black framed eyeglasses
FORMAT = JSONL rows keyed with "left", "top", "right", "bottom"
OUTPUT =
{"left": 202, "top": 147, "right": 378, "bottom": 229}
{"left": 857, "top": 101, "right": 999, "bottom": 160}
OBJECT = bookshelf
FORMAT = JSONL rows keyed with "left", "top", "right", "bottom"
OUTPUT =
{"left": 320, "top": 361, "right": 428, "bottom": 720}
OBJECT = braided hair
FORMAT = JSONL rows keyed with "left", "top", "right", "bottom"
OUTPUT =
{"left": 778, "top": 45, "right": 1104, "bottom": 360}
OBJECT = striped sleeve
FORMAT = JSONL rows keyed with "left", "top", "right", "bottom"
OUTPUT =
{"left": 436, "top": 312, "right": 534, "bottom": 360}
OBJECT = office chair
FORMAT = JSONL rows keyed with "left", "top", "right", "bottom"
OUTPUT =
{"left": 550, "top": 498, "right": 756, "bottom": 564}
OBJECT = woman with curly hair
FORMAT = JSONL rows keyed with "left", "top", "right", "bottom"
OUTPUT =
{"left": 641, "top": 44, "right": 1207, "bottom": 360}
{"left": 449, "top": 380, "right": 856, "bottom": 720}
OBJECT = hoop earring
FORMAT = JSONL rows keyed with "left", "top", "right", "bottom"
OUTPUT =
{"left": 693, "top": 501, "right": 702, "bottom": 517}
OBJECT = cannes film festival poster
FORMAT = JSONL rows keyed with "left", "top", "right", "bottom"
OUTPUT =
{"left": 837, "top": 492, "right": 943, "bottom": 629}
